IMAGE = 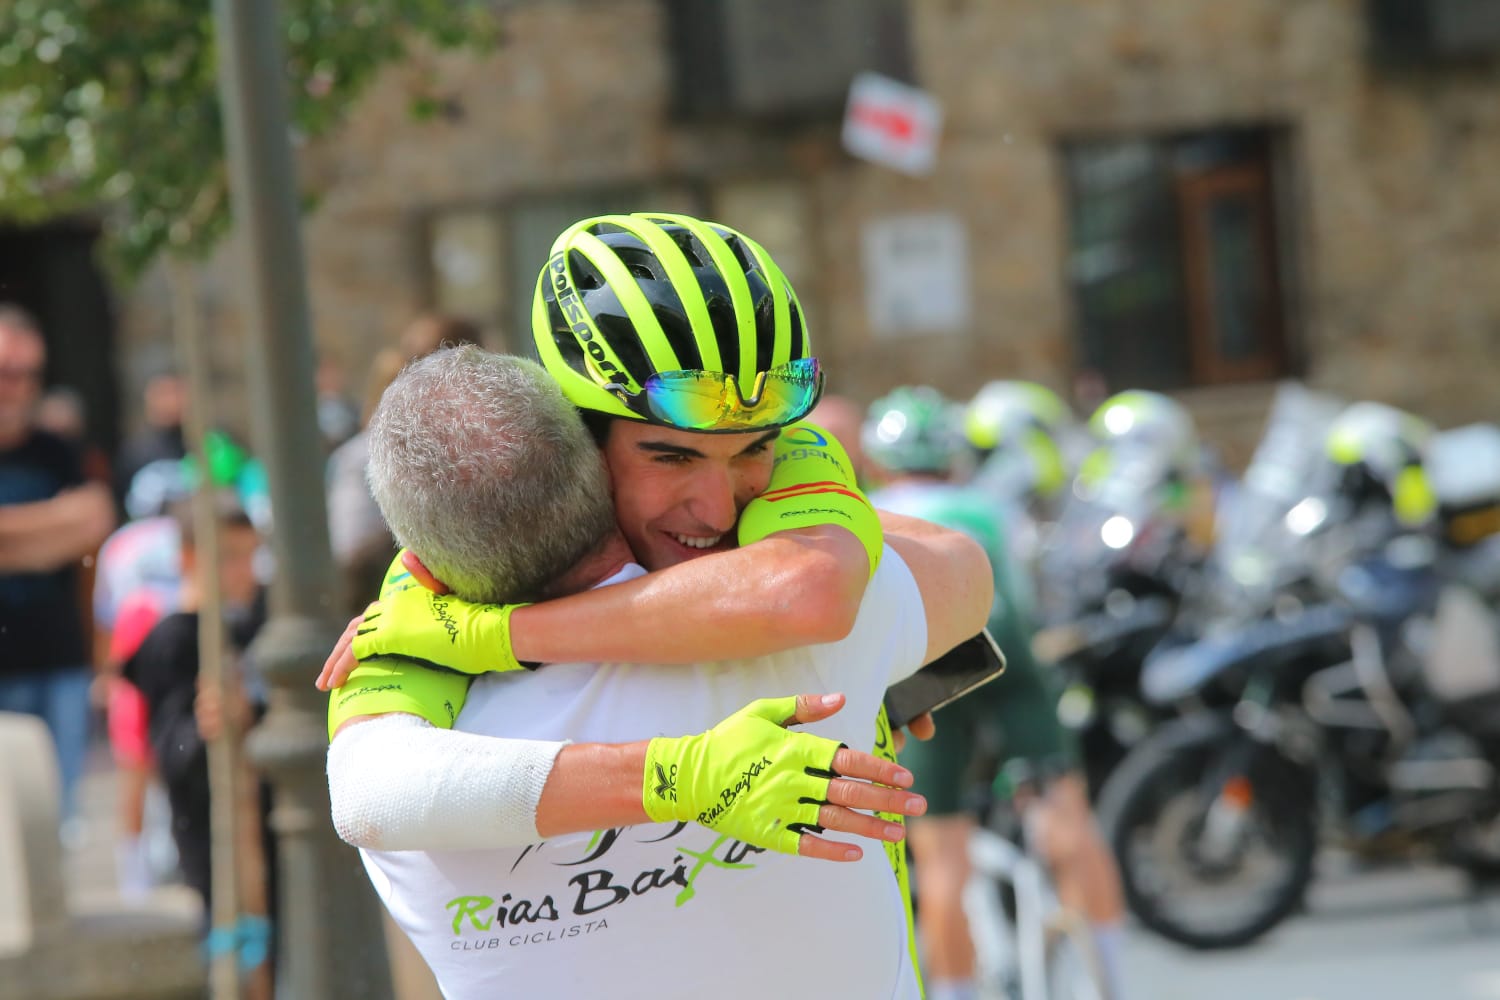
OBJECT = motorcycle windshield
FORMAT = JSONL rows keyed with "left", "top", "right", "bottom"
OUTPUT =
{"left": 1037, "top": 452, "right": 1182, "bottom": 623}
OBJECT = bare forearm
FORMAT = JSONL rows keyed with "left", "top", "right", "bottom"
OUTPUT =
{"left": 879, "top": 510, "right": 994, "bottom": 662}
{"left": 509, "top": 526, "right": 869, "bottom": 664}
{"left": 534, "top": 742, "right": 650, "bottom": 837}
{"left": 0, "top": 484, "right": 115, "bottom": 572}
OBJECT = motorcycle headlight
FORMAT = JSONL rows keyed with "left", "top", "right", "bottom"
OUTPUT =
{"left": 1285, "top": 496, "right": 1329, "bottom": 536}
{"left": 1101, "top": 515, "right": 1136, "bottom": 550}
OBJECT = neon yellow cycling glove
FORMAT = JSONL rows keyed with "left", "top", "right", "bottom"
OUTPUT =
{"left": 349, "top": 553, "right": 531, "bottom": 674}
{"left": 737, "top": 421, "right": 883, "bottom": 578}
{"left": 642, "top": 695, "right": 843, "bottom": 854}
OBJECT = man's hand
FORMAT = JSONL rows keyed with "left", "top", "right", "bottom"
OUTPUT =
{"left": 317, "top": 610, "right": 367, "bottom": 691}
{"left": 891, "top": 711, "right": 936, "bottom": 754}
{"left": 643, "top": 693, "right": 925, "bottom": 862}
{"left": 196, "top": 677, "right": 253, "bottom": 743}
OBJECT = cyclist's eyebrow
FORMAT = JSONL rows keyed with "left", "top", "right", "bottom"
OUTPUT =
{"left": 737, "top": 430, "right": 780, "bottom": 456}
{"left": 635, "top": 440, "right": 706, "bottom": 459}
{"left": 634, "top": 429, "right": 778, "bottom": 460}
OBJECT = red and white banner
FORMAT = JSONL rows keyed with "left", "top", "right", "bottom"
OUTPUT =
{"left": 841, "top": 72, "right": 943, "bottom": 176}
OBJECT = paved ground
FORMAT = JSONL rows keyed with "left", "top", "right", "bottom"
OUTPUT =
{"left": 64, "top": 747, "right": 1500, "bottom": 1000}
{"left": 1122, "top": 854, "right": 1500, "bottom": 1000}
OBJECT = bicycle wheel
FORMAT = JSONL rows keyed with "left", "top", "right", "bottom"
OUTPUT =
{"left": 1045, "top": 914, "right": 1104, "bottom": 1000}
{"left": 964, "top": 830, "right": 1025, "bottom": 999}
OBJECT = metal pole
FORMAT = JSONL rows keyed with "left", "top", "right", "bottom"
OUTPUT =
{"left": 209, "top": 3, "right": 392, "bottom": 998}
{"left": 168, "top": 258, "right": 242, "bottom": 1000}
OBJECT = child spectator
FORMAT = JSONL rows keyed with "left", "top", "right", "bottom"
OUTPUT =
{"left": 121, "top": 494, "right": 271, "bottom": 945}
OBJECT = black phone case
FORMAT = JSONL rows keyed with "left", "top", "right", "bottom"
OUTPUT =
{"left": 882, "top": 629, "right": 1007, "bottom": 731}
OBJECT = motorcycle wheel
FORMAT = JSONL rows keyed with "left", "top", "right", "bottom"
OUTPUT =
{"left": 1098, "top": 715, "right": 1319, "bottom": 950}
{"left": 1442, "top": 814, "right": 1500, "bottom": 877}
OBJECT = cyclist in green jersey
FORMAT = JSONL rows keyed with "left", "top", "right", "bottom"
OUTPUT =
{"left": 864, "top": 386, "right": 1129, "bottom": 1000}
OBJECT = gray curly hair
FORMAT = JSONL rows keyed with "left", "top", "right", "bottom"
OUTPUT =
{"left": 365, "top": 345, "right": 615, "bottom": 603}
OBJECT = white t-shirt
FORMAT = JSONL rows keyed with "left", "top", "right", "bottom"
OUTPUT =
{"left": 362, "top": 547, "right": 928, "bottom": 1000}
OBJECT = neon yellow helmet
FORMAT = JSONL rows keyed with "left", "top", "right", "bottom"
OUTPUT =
{"left": 964, "top": 381, "right": 1073, "bottom": 500}
{"left": 532, "top": 213, "right": 821, "bottom": 432}
{"left": 1087, "top": 391, "right": 1198, "bottom": 468}
{"left": 1323, "top": 402, "right": 1436, "bottom": 527}
{"left": 1080, "top": 390, "right": 1201, "bottom": 509}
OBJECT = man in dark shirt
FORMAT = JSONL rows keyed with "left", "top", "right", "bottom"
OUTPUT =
{"left": 0, "top": 305, "right": 116, "bottom": 828}
{"left": 114, "top": 367, "right": 188, "bottom": 511}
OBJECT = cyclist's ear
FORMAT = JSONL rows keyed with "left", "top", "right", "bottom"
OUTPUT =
{"left": 400, "top": 549, "right": 452, "bottom": 595}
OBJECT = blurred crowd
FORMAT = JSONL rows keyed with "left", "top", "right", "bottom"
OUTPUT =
{"left": 0, "top": 303, "right": 485, "bottom": 991}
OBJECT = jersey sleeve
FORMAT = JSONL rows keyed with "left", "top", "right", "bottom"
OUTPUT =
{"left": 326, "top": 657, "right": 474, "bottom": 740}
{"left": 737, "top": 421, "right": 883, "bottom": 577}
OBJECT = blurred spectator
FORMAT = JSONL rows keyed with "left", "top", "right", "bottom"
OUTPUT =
{"left": 0, "top": 304, "right": 117, "bottom": 834}
{"left": 95, "top": 458, "right": 189, "bottom": 898}
{"left": 397, "top": 311, "right": 482, "bottom": 360}
{"left": 121, "top": 495, "right": 270, "bottom": 929}
{"left": 809, "top": 392, "right": 871, "bottom": 486}
{"left": 114, "top": 367, "right": 187, "bottom": 510}
{"left": 37, "top": 385, "right": 113, "bottom": 678}
{"left": 36, "top": 385, "right": 111, "bottom": 486}
{"left": 326, "top": 313, "right": 482, "bottom": 614}
{"left": 316, "top": 355, "right": 360, "bottom": 453}
{"left": 1071, "top": 367, "right": 1110, "bottom": 420}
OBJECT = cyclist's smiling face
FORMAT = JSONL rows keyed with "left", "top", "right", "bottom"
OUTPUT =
{"left": 602, "top": 421, "right": 778, "bottom": 570}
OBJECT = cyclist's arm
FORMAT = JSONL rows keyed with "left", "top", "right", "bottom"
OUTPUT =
{"left": 508, "top": 522, "right": 869, "bottom": 663}
{"left": 507, "top": 508, "right": 991, "bottom": 669}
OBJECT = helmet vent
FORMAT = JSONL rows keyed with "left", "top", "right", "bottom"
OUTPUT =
{"left": 722, "top": 234, "right": 756, "bottom": 275}
{"left": 568, "top": 251, "right": 605, "bottom": 291}
{"left": 668, "top": 229, "right": 713, "bottom": 269}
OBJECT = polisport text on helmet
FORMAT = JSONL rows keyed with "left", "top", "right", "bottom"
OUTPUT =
{"left": 550, "top": 253, "right": 623, "bottom": 381}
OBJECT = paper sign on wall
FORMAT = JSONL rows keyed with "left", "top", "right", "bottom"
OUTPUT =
{"left": 861, "top": 212, "right": 971, "bottom": 337}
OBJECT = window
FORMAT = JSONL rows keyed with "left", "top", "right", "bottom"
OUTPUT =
{"left": 663, "top": 0, "right": 912, "bottom": 120}
{"left": 425, "top": 186, "right": 702, "bottom": 354}
{"left": 1062, "top": 127, "right": 1292, "bottom": 390}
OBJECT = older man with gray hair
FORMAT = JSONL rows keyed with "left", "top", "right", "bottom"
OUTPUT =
{"left": 329, "top": 344, "right": 990, "bottom": 998}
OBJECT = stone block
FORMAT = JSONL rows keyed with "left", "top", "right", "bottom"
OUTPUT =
{"left": 0, "top": 712, "right": 205, "bottom": 1000}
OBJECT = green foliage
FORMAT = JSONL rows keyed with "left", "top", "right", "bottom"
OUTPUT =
{"left": 0, "top": 0, "right": 496, "bottom": 279}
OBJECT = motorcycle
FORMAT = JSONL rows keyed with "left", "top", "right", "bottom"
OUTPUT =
{"left": 1098, "top": 475, "right": 1500, "bottom": 950}
{"left": 1031, "top": 451, "right": 1200, "bottom": 796}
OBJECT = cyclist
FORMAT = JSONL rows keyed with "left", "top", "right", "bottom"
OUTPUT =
{"left": 1321, "top": 400, "right": 1438, "bottom": 531}
{"left": 864, "top": 386, "right": 1129, "bottom": 1000}
{"left": 964, "top": 380, "right": 1078, "bottom": 519}
{"left": 323, "top": 215, "right": 993, "bottom": 997}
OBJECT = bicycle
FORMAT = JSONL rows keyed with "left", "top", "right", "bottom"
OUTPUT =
{"left": 962, "top": 767, "right": 1107, "bottom": 1000}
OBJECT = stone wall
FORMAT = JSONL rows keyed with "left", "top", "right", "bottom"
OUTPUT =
{"left": 117, "top": 0, "right": 1500, "bottom": 466}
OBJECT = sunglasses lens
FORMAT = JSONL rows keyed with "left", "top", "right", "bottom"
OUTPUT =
{"left": 641, "top": 359, "right": 824, "bottom": 430}
{"left": 641, "top": 371, "right": 733, "bottom": 429}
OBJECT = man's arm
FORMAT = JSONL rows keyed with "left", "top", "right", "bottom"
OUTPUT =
{"left": 511, "top": 523, "right": 868, "bottom": 661}
{"left": 0, "top": 483, "right": 116, "bottom": 573}
{"left": 320, "top": 511, "right": 989, "bottom": 693}
{"left": 514, "top": 510, "right": 992, "bottom": 665}
{"left": 879, "top": 510, "right": 995, "bottom": 664}
{"left": 328, "top": 694, "right": 923, "bottom": 863}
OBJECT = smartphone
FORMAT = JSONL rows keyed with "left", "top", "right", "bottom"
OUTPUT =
{"left": 883, "top": 629, "right": 1007, "bottom": 731}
